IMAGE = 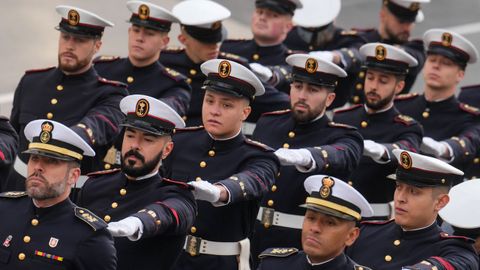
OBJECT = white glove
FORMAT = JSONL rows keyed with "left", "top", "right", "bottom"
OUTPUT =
{"left": 421, "top": 137, "right": 450, "bottom": 158}
{"left": 188, "top": 180, "right": 221, "bottom": 203}
{"left": 249, "top": 63, "right": 273, "bottom": 82}
{"left": 274, "top": 148, "right": 313, "bottom": 167}
{"left": 308, "top": 50, "right": 334, "bottom": 62}
{"left": 363, "top": 140, "right": 387, "bottom": 162}
{"left": 107, "top": 216, "right": 143, "bottom": 241}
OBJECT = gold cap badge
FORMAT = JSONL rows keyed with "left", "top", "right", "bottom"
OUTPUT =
{"left": 68, "top": 9, "right": 80, "bottom": 26}
{"left": 138, "top": 4, "right": 150, "bottom": 20}
{"left": 305, "top": 58, "right": 318, "bottom": 74}
{"left": 320, "top": 176, "right": 335, "bottom": 198}
{"left": 40, "top": 121, "right": 54, "bottom": 144}
{"left": 375, "top": 45, "right": 387, "bottom": 61}
{"left": 135, "top": 99, "right": 149, "bottom": 118}
{"left": 400, "top": 151, "right": 413, "bottom": 170}
{"left": 441, "top": 32, "right": 453, "bottom": 47}
{"left": 218, "top": 60, "right": 231, "bottom": 78}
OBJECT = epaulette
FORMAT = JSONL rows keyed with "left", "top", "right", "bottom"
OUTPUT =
{"left": 395, "top": 92, "right": 419, "bottom": 101}
{"left": 459, "top": 103, "right": 480, "bottom": 116}
{"left": 439, "top": 232, "right": 475, "bottom": 243}
{"left": 25, "top": 66, "right": 55, "bottom": 74}
{"left": 87, "top": 168, "right": 121, "bottom": 177}
{"left": 74, "top": 207, "right": 107, "bottom": 231}
{"left": 223, "top": 38, "right": 249, "bottom": 43}
{"left": 258, "top": 248, "right": 298, "bottom": 259}
{"left": 355, "top": 265, "right": 372, "bottom": 270}
{"left": 333, "top": 104, "right": 362, "bottom": 114}
{"left": 245, "top": 138, "right": 272, "bottom": 151}
{"left": 461, "top": 84, "right": 480, "bottom": 91}
{"left": 0, "top": 191, "right": 28, "bottom": 198}
{"left": 261, "top": 109, "right": 291, "bottom": 116}
{"left": 351, "top": 27, "right": 375, "bottom": 33}
{"left": 394, "top": 114, "right": 416, "bottom": 126}
{"left": 163, "top": 67, "right": 187, "bottom": 82}
{"left": 98, "top": 77, "right": 127, "bottom": 88}
{"left": 93, "top": 55, "right": 120, "bottom": 63}
{"left": 175, "top": 126, "right": 204, "bottom": 133}
{"left": 163, "top": 46, "right": 185, "bottom": 54}
{"left": 163, "top": 178, "right": 191, "bottom": 189}
{"left": 328, "top": 122, "right": 357, "bottom": 130}
{"left": 361, "top": 219, "right": 394, "bottom": 225}
{"left": 341, "top": 30, "right": 359, "bottom": 36}
{"left": 219, "top": 52, "right": 242, "bottom": 61}
{"left": 286, "top": 49, "right": 305, "bottom": 55}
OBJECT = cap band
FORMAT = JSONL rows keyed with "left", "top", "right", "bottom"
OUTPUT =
{"left": 28, "top": 142, "right": 83, "bottom": 160}
{"left": 129, "top": 14, "right": 172, "bottom": 32}
{"left": 58, "top": 19, "right": 105, "bottom": 37}
{"left": 292, "top": 66, "right": 338, "bottom": 88}
{"left": 203, "top": 73, "right": 256, "bottom": 100}
{"left": 255, "top": 0, "right": 297, "bottom": 15}
{"left": 183, "top": 25, "right": 223, "bottom": 44}
{"left": 365, "top": 56, "right": 410, "bottom": 74}
{"left": 385, "top": 0, "right": 419, "bottom": 23}
{"left": 395, "top": 166, "right": 461, "bottom": 187}
{"left": 305, "top": 197, "right": 361, "bottom": 221}
{"left": 428, "top": 43, "right": 470, "bottom": 65}
{"left": 125, "top": 113, "right": 175, "bottom": 135}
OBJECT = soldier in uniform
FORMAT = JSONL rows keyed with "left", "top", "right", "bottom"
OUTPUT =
{"left": 283, "top": 0, "right": 365, "bottom": 108}
{"left": 0, "top": 117, "right": 18, "bottom": 192}
{"left": 350, "top": 0, "right": 429, "bottom": 104}
{"left": 347, "top": 149, "right": 479, "bottom": 269}
{"left": 9, "top": 6, "right": 128, "bottom": 190}
{"left": 77, "top": 95, "right": 196, "bottom": 270}
{"left": 93, "top": 1, "right": 191, "bottom": 116}
{"left": 0, "top": 119, "right": 116, "bottom": 269}
{"left": 334, "top": 43, "right": 423, "bottom": 219}
{"left": 439, "top": 179, "right": 480, "bottom": 255}
{"left": 126, "top": 59, "right": 279, "bottom": 270}
{"left": 251, "top": 54, "right": 363, "bottom": 263}
{"left": 257, "top": 175, "right": 373, "bottom": 270}
{"left": 161, "top": 0, "right": 289, "bottom": 133}
{"left": 395, "top": 29, "right": 480, "bottom": 180}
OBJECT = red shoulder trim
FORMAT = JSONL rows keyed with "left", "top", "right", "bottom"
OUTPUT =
{"left": 459, "top": 103, "right": 480, "bottom": 116}
{"left": 87, "top": 168, "right": 121, "bottom": 177}
{"left": 461, "top": 84, "right": 480, "bottom": 91}
{"left": 175, "top": 126, "right": 204, "bottom": 133}
{"left": 245, "top": 138, "right": 272, "bottom": 151}
{"left": 328, "top": 121, "right": 357, "bottom": 130}
{"left": 162, "top": 178, "right": 190, "bottom": 189}
{"left": 361, "top": 219, "right": 395, "bottom": 225}
{"left": 97, "top": 77, "right": 127, "bottom": 88}
{"left": 395, "top": 92, "right": 419, "bottom": 101}
{"left": 223, "top": 38, "right": 248, "bottom": 43}
{"left": 93, "top": 55, "right": 120, "bottom": 63}
{"left": 351, "top": 27, "right": 375, "bottom": 32}
{"left": 163, "top": 47, "right": 185, "bottom": 54}
{"left": 333, "top": 104, "right": 362, "bottom": 114}
{"left": 162, "top": 67, "right": 187, "bottom": 82}
{"left": 262, "top": 109, "right": 291, "bottom": 116}
{"left": 394, "top": 114, "right": 415, "bottom": 126}
{"left": 439, "top": 232, "right": 475, "bottom": 243}
{"left": 25, "top": 66, "right": 55, "bottom": 74}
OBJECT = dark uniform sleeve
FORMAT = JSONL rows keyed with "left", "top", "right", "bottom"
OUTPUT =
{"left": 0, "top": 117, "right": 18, "bottom": 166}
{"left": 383, "top": 115, "right": 424, "bottom": 160}
{"left": 70, "top": 81, "right": 128, "bottom": 148}
{"left": 74, "top": 229, "right": 117, "bottom": 270}
{"left": 308, "top": 124, "right": 364, "bottom": 175}
{"left": 444, "top": 124, "right": 480, "bottom": 165}
{"left": 132, "top": 181, "right": 197, "bottom": 239}
{"left": 10, "top": 74, "right": 26, "bottom": 133}
{"left": 159, "top": 68, "right": 192, "bottom": 117}
{"left": 217, "top": 148, "right": 280, "bottom": 204}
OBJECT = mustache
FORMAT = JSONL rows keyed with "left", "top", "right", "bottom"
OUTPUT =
{"left": 60, "top": 52, "right": 77, "bottom": 59}
{"left": 124, "top": 149, "right": 145, "bottom": 163}
{"left": 27, "top": 171, "right": 47, "bottom": 182}
{"left": 294, "top": 101, "right": 309, "bottom": 108}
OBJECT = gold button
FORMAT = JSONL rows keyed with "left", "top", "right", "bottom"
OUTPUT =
{"left": 23, "top": 236, "right": 31, "bottom": 243}
{"left": 325, "top": 163, "right": 330, "bottom": 169}
{"left": 271, "top": 185, "right": 277, "bottom": 192}
{"left": 186, "top": 78, "right": 192, "bottom": 84}
{"left": 120, "top": 189, "right": 127, "bottom": 196}
{"left": 104, "top": 215, "right": 111, "bottom": 222}
{"left": 155, "top": 220, "right": 161, "bottom": 225}
{"left": 441, "top": 179, "right": 446, "bottom": 184}
{"left": 394, "top": 240, "right": 401, "bottom": 246}
{"left": 104, "top": 164, "right": 111, "bottom": 170}
{"left": 47, "top": 112, "right": 53, "bottom": 119}
{"left": 361, "top": 121, "right": 368, "bottom": 128}
{"left": 356, "top": 83, "right": 363, "bottom": 90}
{"left": 283, "top": 143, "right": 290, "bottom": 149}
{"left": 252, "top": 53, "right": 260, "bottom": 61}
{"left": 195, "top": 177, "right": 202, "bottom": 181}
{"left": 189, "top": 69, "right": 197, "bottom": 75}
{"left": 288, "top": 131, "right": 295, "bottom": 138}
{"left": 353, "top": 96, "right": 360, "bottom": 103}
{"left": 56, "top": 85, "right": 63, "bottom": 91}
{"left": 182, "top": 116, "right": 187, "bottom": 121}
{"left": 190, "top": 226, "right": 197, "bottom": 233}
{"left": 358, "top": 71, "right": 365, "bottom": 78}
{"left": 264, "top": 223, "right": 270, "bottom": 229}
{"left": 309, "top": 46, "right": 314, "bottom": 50}
{"left": 267, "top": 200, "right": 274, "bottom": 207}
{"left": 348, "top": 181, "right": 353, "bottom": 186}
{"left": 474, "top": 158, "right": 480, "bottom": 164}
{"left": 51, "top": 98, "right": 58, "bottom": 105}
{"left": 200, "top": 161, "right": 207, "bottom": 168}
{"left": 31, "top": 219, "right": 39, "bottom": 226}
{"left": 18, "top": 253, "right": 26, "bottom": 261}
{"left": 79, "top": 210, "right": 84, "bottom": 213}
{"left": 385, "top": 255, "right": 392, "bottom": 262}
{"left": 208, "top": 150, "right": 215, "bottom": 157}
{"left": 111, "top": 202, "right": 118, "bottom": 209}
{"left": 127, "top": 76, "right": 134, "bottom": 83}
{"left": 422, "top": 111, "right": 429, "bottom": 118}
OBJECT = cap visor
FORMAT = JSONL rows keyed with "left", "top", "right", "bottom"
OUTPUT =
{"left": 23, "top": 149, "right": 76, "bottom": 161}
{"left": 300, "top": 203, "right": 357, "bottom": 221}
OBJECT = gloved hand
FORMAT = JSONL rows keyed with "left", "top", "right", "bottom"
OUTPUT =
{"left": 421, "top": 137, "right": 450, "bottom": 158}
{"left": 308, "top": 50, "right": 335, "bottom": 62}
{"left": 274, "top": 148, "right": 312, "bottom": 167}
{"left": 249, "top": 63, "right": 273, "bottom": 82}
{"left": 188, "top": 180, "right": 221, "bottom": 203}
{"left": 107, "top": 216, "right": 143, "bottom": 241}
{"left": 363, "top": 140, "right": 387, "bottom": 162}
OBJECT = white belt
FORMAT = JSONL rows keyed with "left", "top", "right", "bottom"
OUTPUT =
{"left": 256, "top": 207, "right": 304, "bottom": 230}
{"left": 183, "top": 235, "right": 250, "bottom": 270}
{"left": 14, "top": 155, "right": 89, "bottom": 188}
{"left": 370, "top": 203, "right": 392, "bottom": 217}
{"left": 241, "top": 122, "right": 256, "bottom": 136}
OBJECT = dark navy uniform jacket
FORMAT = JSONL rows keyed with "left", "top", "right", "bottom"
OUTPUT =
{"left": 347, "top": 220, "right": 479, "bottom": 270}
{"left": 0, "top": 193, "right": 117, "bottom": 270}
{"left": 93, "top": 56, "right": 191, "bottom": 116}
{"left": 458, "top": 84, "right": 480, "bottom": 179}
{"left": 159, "top": 48, "right": 290, "bottom": 125}
{"left": 77, "top": 170, "right": 196, "bottom": 270}
{"left": 251, "top": 110, "right": 363, "bottom": 260}
{"left": 0, "top": 118, "right": 18, "bottom": 192}
{"left": 349, "top": 29, "right": 426, "bottom": 104}
{"left": 395, "top": 93, "right": 480, "bottom": 179}
{"left": 257, "top": 248, "right": 370, "bottom": 270}
{"left": 9, "top": 67, "right": 128, "bottom": 189}
{"left": 158, "top": 126, "right": 279, "bottom": 270}
{"left": 333, "top": 105, "right": 423, "bottom": 203}
{"left": 284, "top": 26, "right": 365, "bottom": 109}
